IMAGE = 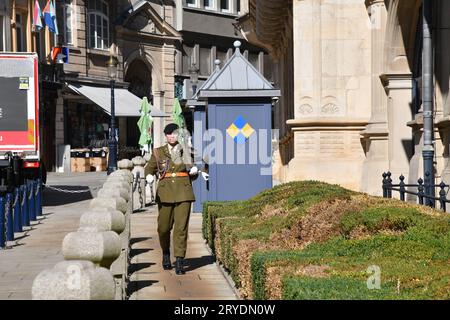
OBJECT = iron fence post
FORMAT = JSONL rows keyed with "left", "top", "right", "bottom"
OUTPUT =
{"left": 382, "top": 172, "right": 387, "bottom": 198}
{"left": 6, "top": 193, "right": 14, "bottom": 242}
{"left": 29, "top": 181, "right": 37, "bottom": 222}
{"left": 399, "top": 175, "right": 406, "bottom": 201}
{"left": 0, "top": 196, "right": 5, "bottom": 249}
{"left": 21, "top": 184, "right": 30, "bottom": 227}
{"left": 418, "top": 178, "right": 425, "bottom": 205}
{"left": 439, "top": 181, "right": 446, "bottom": 212}
{"left": 13, "top": 187, "right": 22, "bottom": 233}
{"left": 36, "top": 179, "right": 42, "bottom": 216}
{"left": 387, "top": 172, "right": 393, "bottom": 198}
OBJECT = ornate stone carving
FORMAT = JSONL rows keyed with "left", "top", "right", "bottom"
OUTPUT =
{"left": 298, "top": 104, "right": 313, "bottom": 115}
{"left": 321, "top": 103, "right": 339, "bottom": 115}
{"left": 126, "top": 13, "right": 156, "bottom": 34}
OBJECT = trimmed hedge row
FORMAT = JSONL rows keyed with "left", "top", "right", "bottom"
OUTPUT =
{"left": 202, "top": 181, "right": 450, "bottom": 299}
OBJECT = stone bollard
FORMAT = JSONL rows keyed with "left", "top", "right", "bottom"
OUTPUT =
{"left": 110, "top": 170, "right": 133, "bottom": 183}
{"left": 32, "top": 260, "right": 115, "bottom": 300}
{"left": 118, "top": 159, "right": 134, "bottom": 171}
{"left": 106, "top": 175, "right": 132, "bottom": 187}
{"left": 132, "top": 156, "right": 146, "bottom": 211}
{"left": 90, "top": 196, "right": 128, "bottom": 214}
{"left": 62, "top": 227, "right": 121, "bottom": 268}
{"left": 97, "top": 187, "right": 130, "bottom": 202}
{"left": 79, "top": 207, "right": 125, "bottom": 234}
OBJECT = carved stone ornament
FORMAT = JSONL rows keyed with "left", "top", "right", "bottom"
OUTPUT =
{"left": 298, "top": 104, "right": 313, "bottom": 115}
{"left": 321, "top": 103, "right": 339, "bottom": 114}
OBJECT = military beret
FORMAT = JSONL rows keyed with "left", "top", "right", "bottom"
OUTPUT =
{"left": 164, "top": 123, "right": 179, "bottom": 134}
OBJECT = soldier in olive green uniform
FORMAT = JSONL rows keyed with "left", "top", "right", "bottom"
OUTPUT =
{"left": 144, "top": 123, "right": 198, "bottom": 274}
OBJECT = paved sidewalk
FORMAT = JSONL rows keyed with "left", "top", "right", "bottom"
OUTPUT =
{"left": 128, "top": 206, "right": 239, "bottom": 300}
{"left": 0, "top": 172, "right": 106, "bottom": 300}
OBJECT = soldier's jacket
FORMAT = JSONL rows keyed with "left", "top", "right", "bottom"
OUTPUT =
{"left": 144, "top": 144, "right": 196, "bottom": 203}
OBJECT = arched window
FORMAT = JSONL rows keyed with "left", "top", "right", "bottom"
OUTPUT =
{"left": 88, "top": 0, "right": 109, "bottom": 50}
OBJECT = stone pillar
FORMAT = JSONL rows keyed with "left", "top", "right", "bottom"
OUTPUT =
{"left": 380, "top": 73, "right": 413, "bottom": 185}
{"left": 360, "top": 0, "right": 389, "bottom": 195}
{"left": 132, "top": 156, "right": 146, "bottom": 211}
{"left": 153, "top": 90, "right": 165, "bottom": 148}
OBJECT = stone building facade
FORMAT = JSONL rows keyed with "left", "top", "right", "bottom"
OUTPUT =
{"left": 239, "top": 0, "right": 450, "bottom": 195}
{"left": 1, "top": 0, "right": 268, "bottom": 173}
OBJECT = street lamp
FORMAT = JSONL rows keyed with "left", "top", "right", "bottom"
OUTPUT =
{"left": 189, "top": 62, "right": 199, "bottom": 98}
{"left": 107, "top": 54, "right": 119, "bottom": 175}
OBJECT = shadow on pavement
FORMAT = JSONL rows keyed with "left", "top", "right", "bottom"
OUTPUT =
{"left": 130, "top": 237, "right": 151, "bottom": 246}
{"left": 127, "top": 280, "right": 159, "bottom": 296}
{"left": 128, "top": 262, "right": 155, "bottom": 274}
{"left": 43, "top": 185, "right": 93, "bottom": 206}
{"left": 184, "top": 255, "right": 215, "bottom": 272}
{"left": 129, "top": 248, "right": 153, "bottom": 259}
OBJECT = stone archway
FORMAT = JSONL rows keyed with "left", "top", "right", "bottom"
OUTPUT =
{"left": 125, "top": 59, "right": 152, "bottom": 100}
{"left": 124, "top": 50, "right": 166, "bottom": 147}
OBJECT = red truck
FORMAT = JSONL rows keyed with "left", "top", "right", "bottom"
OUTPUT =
{"left": 0, "top": 53, "right": 45, "bottom": 194}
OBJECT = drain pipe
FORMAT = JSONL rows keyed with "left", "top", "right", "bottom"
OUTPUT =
{"left": 422, "top": 0, "right": 435, "bottom": 206}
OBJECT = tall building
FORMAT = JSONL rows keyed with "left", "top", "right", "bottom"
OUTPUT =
{"left": 0, "top": 0, "right": 270, "bottom": 174}
{"left": 239, "top": 0, "right": 450, "bottom": 196}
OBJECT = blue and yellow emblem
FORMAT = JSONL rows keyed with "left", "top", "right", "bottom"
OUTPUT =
{"left": 226, "top": 116, "right": 255, "bottom": 144}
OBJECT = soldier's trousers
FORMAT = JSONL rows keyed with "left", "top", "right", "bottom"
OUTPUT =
{"left": 157, "top": 201, "right": 192, "bottom": 258}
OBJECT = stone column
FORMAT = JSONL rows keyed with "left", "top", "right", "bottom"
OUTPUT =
{"left": 132, "top": 156, "right": 146, "bottom": 211}
{"left": 360, "top": 0, "right": 389, "bottom": 195}
{"left": 380, "top": 73, "right": 414, "bottom": 185}
{"left": 153, "top": 90, "right": 165, "bottom": 148}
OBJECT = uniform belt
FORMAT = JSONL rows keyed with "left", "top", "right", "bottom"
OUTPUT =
{"left": 162, "top": 172, "right": 189, "bottom": 178}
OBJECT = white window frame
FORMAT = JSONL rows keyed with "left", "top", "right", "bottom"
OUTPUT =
{"left": 63, "top": 1, "right": 75, "bottom": 45}
{"left": 88, "top": 0, "right": 109, "bottom": 50}
{"left": 203, "top": 0, "right": 215, "bottom": 10}
{"left": 186, "top": 0, "right": 198, "bottom": 8}
{"left": 220, "top": 0, "right": 231, "bottom": 13}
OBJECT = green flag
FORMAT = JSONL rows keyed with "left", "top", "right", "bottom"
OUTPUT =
{"left": 137, "top": 97, "right": 153, "bottom": 148}
{"left": 172, "top": 97, "right": 187, "bottom": 144}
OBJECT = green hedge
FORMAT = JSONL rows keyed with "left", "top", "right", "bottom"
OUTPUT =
{"left": 202, "top": 181, "right": 450, "bottom": 299}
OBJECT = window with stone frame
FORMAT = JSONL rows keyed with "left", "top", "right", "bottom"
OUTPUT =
{"left": 62, "top": 0, "right": 74, "bottom": 45}
{"left": 88, "top": 0, "right": 109, "bottom": 50}
{"left": 15, "top": 13, "right": 25, "bottom": 52}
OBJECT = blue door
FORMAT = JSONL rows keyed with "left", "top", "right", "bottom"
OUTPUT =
{"left": 208, "top": 101, "right": 272, "bottom": 201}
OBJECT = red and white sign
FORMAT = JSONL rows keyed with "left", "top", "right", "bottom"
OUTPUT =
{"left": 0, "top": 53, "right": 39, "bottom": 155}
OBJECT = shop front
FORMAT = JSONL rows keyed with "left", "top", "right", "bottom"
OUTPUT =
{"left": 61, "top": 82, "right": 166, "bottom": 173}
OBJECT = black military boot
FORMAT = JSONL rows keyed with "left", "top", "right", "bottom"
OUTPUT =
{"left": 162, "top": 252, "right": 172, "bottom": 270}
{"left": 175, "top": 257, "right": 185, "bottom": 275}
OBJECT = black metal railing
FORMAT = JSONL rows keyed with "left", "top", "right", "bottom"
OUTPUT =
{"left": 382, "top": 172, "right": 450, "bottom": 211}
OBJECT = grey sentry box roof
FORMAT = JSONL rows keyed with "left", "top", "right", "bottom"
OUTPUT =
{"left": 196, "top": 41, "right": 281, "bottom": 99}
{"left": 191, "top": 41, "right": 281, "bottom": 212}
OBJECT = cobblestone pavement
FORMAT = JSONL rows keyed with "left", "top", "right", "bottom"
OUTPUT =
{"left": 0, "top": 172, "right": 106, "bottom": 300}
{"left": 128, "top": 206, "right": 239, "bottom": 300}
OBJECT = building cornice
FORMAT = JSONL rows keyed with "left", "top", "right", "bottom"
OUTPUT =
{"left": 380, "top": 72, "right": 413, "bottom": 91}
{"left": 287, "top": 118, "right": 369, "bottom": 131}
